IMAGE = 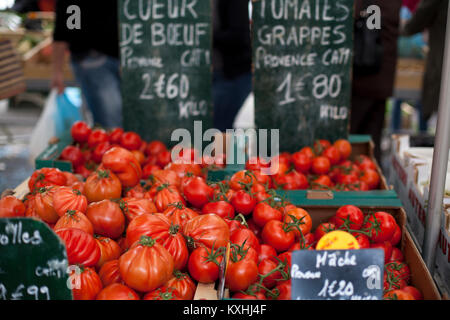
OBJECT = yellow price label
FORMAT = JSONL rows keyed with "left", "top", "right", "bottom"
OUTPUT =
{"left": 316, "top": 230, "right": 360, "bottom": 250}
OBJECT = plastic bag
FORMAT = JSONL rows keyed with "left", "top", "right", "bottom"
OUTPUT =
{"left": 28, "top": 88, "right": 83, "bottom": 162}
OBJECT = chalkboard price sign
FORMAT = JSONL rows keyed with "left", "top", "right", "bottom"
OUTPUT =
{"left": 0, "top": 218, "right": 72, "bottom": 300}
{"left": 291, "top": 249, "right": 384, "bottom": 300}
{"left": 252, "top": 0, "right": 354, "bottom": 152}
{"left": 119, "top": 0, "right": 213, "bottom": 147}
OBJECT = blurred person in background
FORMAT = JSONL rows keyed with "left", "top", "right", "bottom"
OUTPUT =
{"left": 351, "top": 0, "right": 402, "bottom": 162}
{"left": 391, "top": 0, "right": 427, "bottom": 133}
{"left": 212, "top": 0, "right": 252, "bottom": 131}
{"left": 52, "top": 0, "right": 122, "bottom": 129}
{"left": 402, "top": 0, "right": 449, "bottom": 130}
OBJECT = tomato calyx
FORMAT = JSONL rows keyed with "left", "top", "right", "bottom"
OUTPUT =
{"left": 173, "top": 270, "right": 188, "bottom": 280}
{"left": 232, "top": 213, "right": 249, "bottom": 229}
{"left": 118, "top": 199, "right": 129, "bottom": 213}
{"left": 138, "top": 235, "right": 157, "bottom": 247}
{"left": 168, "top": 202, "right": 185, "bottom": 210}
{"left": 96, "top": 170, "right": 111, "bottom": 179}
{"left": 157, "top": 183, "right": 171, "bottom": 192}
{"left": 202, "top": 243, "right": 226, "bottom": 267}
{"left": 65, "top": 210, "right": 81, "bottom": 222}
{"left": 229, "top": 240, "right": 250, "bottom": 263}
{"left": 169, "top": 223, "right": 181, "bottom": 236}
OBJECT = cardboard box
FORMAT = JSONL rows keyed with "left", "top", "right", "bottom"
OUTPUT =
{"left": 389, "top": 134, "right": 450, "bottom": 252}
{"left": 301, "top": 205, "right": 441, "bottom": 300}
{"left": 434, "top": 205, "right": 450, "bottom": 299}
{"left": 394, "top": 58, "right": 425, "bottom": 91}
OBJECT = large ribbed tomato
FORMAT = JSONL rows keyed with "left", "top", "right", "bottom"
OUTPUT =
{"left": 96, "top": 283, "right": 140, "bottom": 300}
{"left": 101, "top": 147, "right": 142, "bottom": 188}
{"left": 126, "top": 213, "right": 188, "bottom": 270}
{"left": 28, "top": 168, "right": 67, "bottom": 193}
{"left": 95, "top": 236, "right": 122, "bottom": 269}
{"left": 150, "top": 169, "right": 180, "bottom": 188}
{"left": 154, "top": 184, "right": 186, "bottom": 212}
{"left": 0, "top": 195, "right": 25, "bottom": 218}
{"left": 84, "top": 170, "right": 122, "bottom": 203}
{"left": 183, "top": 176, "right": 214, "bottom": 208}
{"left": 34, "top": 187, "right": 59, "bottom": 223}
{"left": 86, "top": 200, "right": 125, "bottom": 239}
{"left": 119, "top": 197, "right": 157, "bottom": 222}
{"left": 182, "top": 214, "right": 230, "bottom": 250}
{"left": 98, "top": 260, "right": 122, "bottom": 287}
{"left": 161, "top": 271, "right": 197, "bottom": 300}
{"left": 142, "top": 287, "right": 182, "bottom": 300}
{"left": 54, "top": 210, "right": 94, "bottom": 235}
{"left": 52, "top": 186, "right": 88, "bottom": 216}
{"left": 55, "top": 228, "right": 100, "bottom": 267}
{"left": 163, "top": 202, "right": 198, "bottom": 228}
{"left": 70, "top": 266, "right": 103, "bottom": 300}
{"left": 119, "top": 235, "right": 174, "bottom": 292}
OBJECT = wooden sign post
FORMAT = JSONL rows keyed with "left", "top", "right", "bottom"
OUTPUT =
{"left": 291, "top": 249, "right": 384, "bottom": 300}
{"left": 119, "top": 0, "right": 213, "bottom": 146}
{"left": 0, "top": 218, "right": 72, "bottom": 300}
{"left": 252, "top": 0, "right": 354, "bottom": 152}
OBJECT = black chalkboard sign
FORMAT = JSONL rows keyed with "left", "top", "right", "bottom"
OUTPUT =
{"left": 119, "top": 0, "right": 213, "bottom": 147}
{"left": 0, "top": 218, "right": 72, "bottom": 300}
{"left": 252, "top": 0, "right": 354, "bottom": 152}
{"left": 291, "top": 249, "right": 384, "bottom": 300}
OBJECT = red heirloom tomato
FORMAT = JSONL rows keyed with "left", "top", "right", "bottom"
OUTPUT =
{"left": 383, "top": 289, "right": 414, "bottom": 300}
{"left": 154, "top": 185, "right": 186, "bottom": 212}
{"left": 258, "top": 258, "right": 283, "bottom": 289}
{"left": 95, "top": 236, "right": 122, "bottom": 269}
{"left": 360, "top": 168, "right": 380, "bottom": 190}
{"left": 252, "top": 202, "right": 282, "bottom": 228}
{"left": 52, "top": 186, "right": 88, "bottom": 216}
{"left": 86, "top": 200, "right": 125, "bottom": 239}
{"left": 333, "top": 139, "right": 352, "bottom": 160}
{"left": 145, "top": 140, "right": 167, "bottom": 156}
{"left": 162, "top": 271, "right": 197, "bottom": 300}
{"left": 334, "top": 205, "right": 364, "bottom": 230}
{"left": 70, "top": 266, "right": 103, "bottom": 300}
{"left": 88, "top": 129, "right": 109, "bottom": 149}
{"left": 151, "top": 169, "right": 180, "bottom": 188}
{"left": 291, "top": 151, "right": 312, "bottom": 174}
{"left": 370, "top": 241, "right": 393, "bottom": 263}
{"left": 34, "top": 187, "right": 59, "bottom": 223}
{"left": 108, "top": 127, "right": 124, "bottom": 145}
{"left": 63, "top": 171, "right": 81, "bottom": 186}
{"left": 230, "top": 228, "right": 261, "bottom": 253}
{"left": 314, "top": 222, "right": 336, "bottom": 241}
{"left": 231, "top": 190, "right": 256, "bottom": 216}
{"left": 226, "top": 259, "right": 258, "bottom": 292}
{"left": 143, "top": 287, "right": 182, "bottom": 300}
{"left": 163, "top": 202, "right": 198, "bottom": 228}
{"left": 119, "top": 197, "right": 157, "bottom": 222}
{"left": 98, "top": 260, "right": 122, "bottom": 287}
{"left": 29, "top": 168, "right": 67, "bottom": 193}
{"left": 261, "top": 220, "right": 295, "bottom": 253}
{"left": 229, "top": 170, "right": 256, "bottom": 191}
{"left": 96, "top": 283, "right": 140, "bottom": 300}
{"left": 183, "top": 176, "right": 214, "bottom": 208}
{"left": 182, "top": 214, "right": 230, "bottom": 250}
{"left": 142, "top": 163, "right": 161, "bottom": 179}
{"left": 84, "top": 170, "right": 122, "bottom": 203}
{"left": 119, "top": 235, "right": 174, "bottom": 292}
{"left": 101, "top": 147, "right": 142, "bottom": 188}
{"left": 311, "top": 156, "right": 331, "bottom": 175}
{"left": 55, "top": 228, "right": 100, "bottom": 267}
{"left": 54, "top": 210, "right": 94, "bottom": 235}
{"left": 71, "top": 121, "right": 91, "bottom": 143}
{"left": 283, "top": 207, "right": 312, "bottom": 238}
{"left": 363, "top": 211, "right": 397, "bottom": 243}
{"left": 60, "top": 145, "right": 84, "bottom": 168}
{"left": 202, "top": 200, "right": 235, "bottom": 219}
{"left": 188, "top": 246, "right": 223, "bottom": 283}
{"left": 92, "top": 141, "right": 112, "bottom": 164}
{"left": 322, "top": 146, "right": 341, "bottom": 166}
{"left": 0, "top": 195, "right": 25, "bottom": 218}
{"left": 119, "top": 132, "right": 142, "bottom": 151}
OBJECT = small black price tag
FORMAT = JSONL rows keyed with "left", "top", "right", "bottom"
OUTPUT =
{"left": 291, "top": 249, "right": 384, "bottom": 300}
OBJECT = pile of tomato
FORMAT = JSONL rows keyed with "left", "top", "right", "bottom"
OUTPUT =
{"left": 244, "top": 139, "right": 381, "bottom": 192}
{"left": 0, "top": 121, "right": 421, "bottom": 300}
